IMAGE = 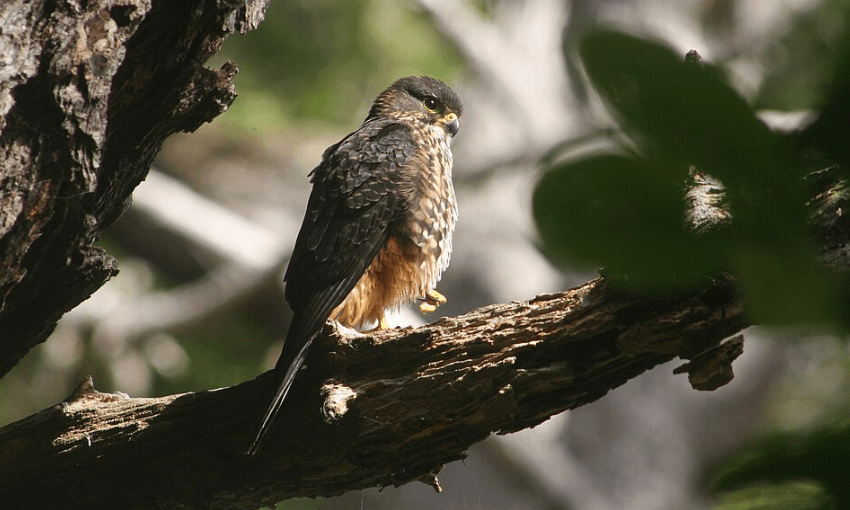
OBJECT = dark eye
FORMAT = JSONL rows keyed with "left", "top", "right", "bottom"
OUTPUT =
{"left": 423, "top": 97, "right": 440, "bottom": 112}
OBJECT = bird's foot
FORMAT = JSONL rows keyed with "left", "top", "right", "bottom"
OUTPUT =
{"left": 362, "top": 313, "right": 390, "bottom": 332}
{"left": 418, "top": 289, "right": 447, "bottom": 313}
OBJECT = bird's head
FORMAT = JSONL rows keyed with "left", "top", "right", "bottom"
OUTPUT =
{"left": 366, "top": 76, "right": 463, "bottom": 138}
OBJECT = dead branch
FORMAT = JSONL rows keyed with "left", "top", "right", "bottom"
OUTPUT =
{"left": 7, "top": 164, "right": 845, "bottom": 509}
{"left": 0, "top": 275, "right": 747, "bottom": 510}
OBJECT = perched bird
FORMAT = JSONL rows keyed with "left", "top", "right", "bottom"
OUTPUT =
{"left": 247, "top": 76, "right": 463, "bottom": 455}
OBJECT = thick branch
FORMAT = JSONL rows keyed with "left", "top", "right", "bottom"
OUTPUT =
{"left": 0, "top": 276, "right": 746, "bottom": 510}
{"left": 5, "top": 167, "right": 847, "bottom": 509}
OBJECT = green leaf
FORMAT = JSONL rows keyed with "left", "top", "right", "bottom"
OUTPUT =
{"left": 712, "top": 422, "right": 850, "bottom": 509}
{"left": 713, "top": 481, "right": 831, "bottom": 510}
{"left": 732, "top": 245, "right": 843, "bottom": 327}
{"left": 579, "top": 30, "right": 787, "bottom": 188}
{"left": 532, "top": 154, "right": 720, "bottom": 289}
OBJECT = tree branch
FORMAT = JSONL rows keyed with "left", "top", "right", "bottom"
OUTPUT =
{"left": 5, "top": 166, "right": 847, "bottom": 509}
{"left": 1, "top": 275, "right": 748, "bottom": 510}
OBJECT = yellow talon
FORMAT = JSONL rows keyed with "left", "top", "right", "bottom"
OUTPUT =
{"left": 363, "top": 313, "right": 391, "bottom": 332}
{"left": 426, "top": 289, "right": 447, "bottom": 304}
{"left": 418, "top": 289, "right": 447, "bottom": 314}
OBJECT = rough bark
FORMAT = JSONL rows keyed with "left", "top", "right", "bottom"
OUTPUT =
{"left": 4, "top": 171, "right": 844, "bottom": 510}
{"left": 1, "top": 275, "right": 749, "bottom": 510}
{"left": 0, "top": 0, "right": 264, "bottom": 377}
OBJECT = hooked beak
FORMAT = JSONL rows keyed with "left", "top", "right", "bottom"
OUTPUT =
{"left": 443, "top": 113, "right": 460, "bottom": 137}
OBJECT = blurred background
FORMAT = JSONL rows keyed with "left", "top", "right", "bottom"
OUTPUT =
{"left": 3, "top": 0, "right": 850, "bottom": 508}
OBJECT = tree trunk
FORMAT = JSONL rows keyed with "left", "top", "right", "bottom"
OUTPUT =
{"left": 0, "top": 0, "right": 261, "bottom": 376}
